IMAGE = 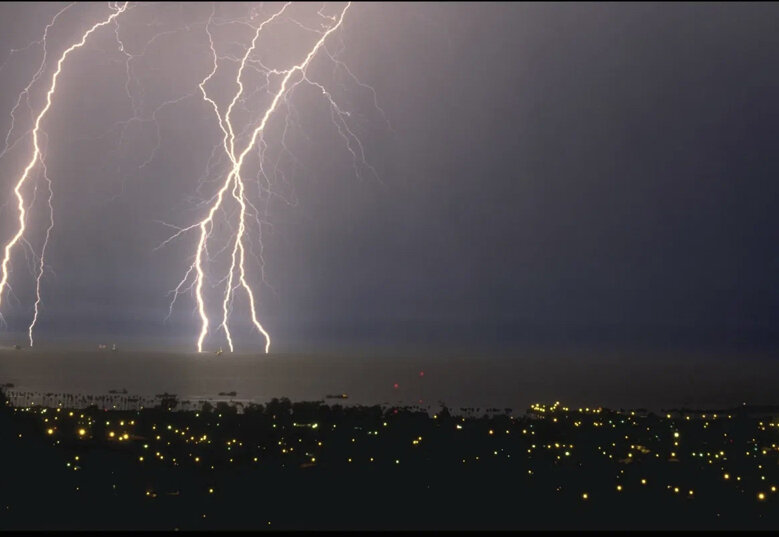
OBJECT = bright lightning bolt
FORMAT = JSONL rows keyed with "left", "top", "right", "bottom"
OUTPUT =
{"left": 0, "top": 2, "right": 128, "bottom": 346}
{"left": 0, "top": 2, "right": 383, "bottom": 353}
{"left": 165, "top": 2, "right": 353, "bottom": 354}
{"left": 0, "top": 3, "right": 75, "bottom": 164}
{"left": 28, "top": 158, "right": 54, "bottom": 346}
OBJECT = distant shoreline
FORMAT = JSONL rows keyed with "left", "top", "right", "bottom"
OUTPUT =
{"left": 2, "top": 348, "right": 779, "bottom": 413}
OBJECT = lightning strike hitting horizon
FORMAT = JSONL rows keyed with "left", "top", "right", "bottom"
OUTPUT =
{"left": 0, "top": 2, "right": 129, "bottom": 346}
{"left": 199, "top": 3, "right": 350, "bottom": 354}
{"left": 0, "top": 2, "right": 382, "bottom": 353}
{"left": 28, "top": 158, "right": 54, "bottom": 346}
{"left": 162, "top": 2, "right": 366, "bottom": 354}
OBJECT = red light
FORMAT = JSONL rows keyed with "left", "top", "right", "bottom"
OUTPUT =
{"left": 419, "top": 371, "right": 424, "bottom": 377}
{"left": 393, "top": 383, "right": 399, "bottom": 389}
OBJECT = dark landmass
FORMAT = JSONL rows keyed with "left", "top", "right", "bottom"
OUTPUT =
{"left": 0, "top": 391, "right": 778, "bottom": 530}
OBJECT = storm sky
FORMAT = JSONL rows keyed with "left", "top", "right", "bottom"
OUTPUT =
{"left": 0, "top": 2, "right": 776, "bottom": 353}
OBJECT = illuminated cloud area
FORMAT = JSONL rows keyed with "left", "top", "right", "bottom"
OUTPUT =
{"left": 0, "top": 3, "right": 777, "bottom": 354}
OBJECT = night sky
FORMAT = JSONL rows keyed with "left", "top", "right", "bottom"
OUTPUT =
{"left": 0, "top": 2, "right": 776, "bottom": 353}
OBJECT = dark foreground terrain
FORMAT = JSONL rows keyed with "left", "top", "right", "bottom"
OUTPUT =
{"left": 1, "top": 390, "right": 778, "bottom": 530}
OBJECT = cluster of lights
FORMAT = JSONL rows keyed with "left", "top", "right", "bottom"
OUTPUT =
{"left": 6, "top": 393, "right": 779, "bottom": 515}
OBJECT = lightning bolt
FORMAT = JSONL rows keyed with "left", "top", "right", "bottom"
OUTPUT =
{"left": 28, "top": 158, "right": 54, "bottom": 346}
{"left": 1, "top": 2, "right": 382, "bottom": 353}
{"left": 161, "top": 2, "right": 354, "bottom": 354}
{"left": 0, "top": 2, "right": 128, "bottom": 346}
{"left": 0, "top": 3, "right": 75, "bottom": 164}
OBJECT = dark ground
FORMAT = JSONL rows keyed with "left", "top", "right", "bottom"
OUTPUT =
{"left": 1, "top": 392, "right": 778, "bottom": 530}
